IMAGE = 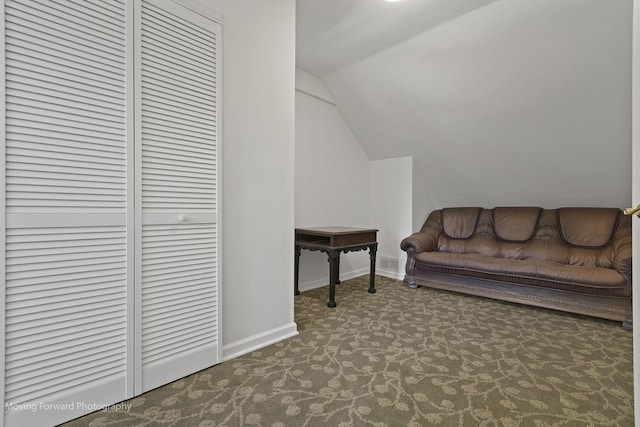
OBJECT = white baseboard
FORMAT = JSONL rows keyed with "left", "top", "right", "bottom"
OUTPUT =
{"left": 297, "top": 267, "right": 405, "bottom": 292}
{"left": 222, "top": 322, "right": 299, "bottom": 361}
{"left": 376, "top": 268, "right": 405, "bottom": 280}
{"left": 297, "top": 268, "right": 370, "bottom": 293}
{"left": 223, "top": 270, "right": 405, "bottom": 363}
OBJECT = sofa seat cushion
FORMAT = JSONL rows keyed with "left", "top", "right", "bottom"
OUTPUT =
{"left": 414, "top": 252, "right": 628, "bottom": 297}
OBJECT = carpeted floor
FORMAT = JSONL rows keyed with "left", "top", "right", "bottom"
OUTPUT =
{"left": 61, "top": 276, "right": 634, "bottom": 426}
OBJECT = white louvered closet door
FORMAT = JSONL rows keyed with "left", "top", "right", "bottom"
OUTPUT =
{"left": 2, "top": 0, "right": 221, "bottom": 425}
{"left": 136, "top": 0, "right": 220, "bottom": 392}
{"left": 2, "top": 1, "right": 133, "bottom": 426}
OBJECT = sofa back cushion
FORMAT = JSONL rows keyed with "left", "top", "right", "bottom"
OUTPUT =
{"left": 558, "top": 208, "right": 620, "bottom": 247}
{"left": 429, "top": 207, "right": 629, "bottom": 269}
{"left": 441, "top": 207, "right": 481, "bottom": 239}
{"left": 493, "top": 207, "right": 542, "bottom": 242}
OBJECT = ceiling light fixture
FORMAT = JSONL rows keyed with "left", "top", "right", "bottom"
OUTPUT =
{"left": 384, "top": 0, "right": 402, "bottom": 2}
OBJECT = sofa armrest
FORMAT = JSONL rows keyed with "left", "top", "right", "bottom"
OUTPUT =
{"left": 612, "top": 234, "right": 632, "bottom": 276}
{"left": 401, "top": 210, "right": 443, "bottom": 253}
{"left": 400, "top": 228, "right": 440, "bottom": 253}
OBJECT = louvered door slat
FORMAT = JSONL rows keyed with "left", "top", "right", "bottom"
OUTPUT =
{"left": 142, "top": 40, "right": 215, "bottom": 77}
{"left": 3, "top": 1, "right": 130, "bottom": 426}
{"left": 139, "top": 138, "right": 217, "bottom": 158}
{"left": 7, "top": 139, "right": 125, "bottom": 159}
{"left": 138, "top": 0, "right": 220, "bottom": 393}
{"left": 142, "top": 111, "right": 216, "bottom": 133}
{"left": 141, "top": 127, "right": 216, "bottom": 146}
{"left": 143, "top": 162, "right": 216, "bottom": 178}
{"left": 141, "top": 97, "right": 214, "bottom": 122}
{"left": 6, "top": 308, "right": 123, "bottom": 334}
{"left": 5, "top": 334, "right": 123, "bottom": 368}
{"left": 8, "top": 0, "right": 124, "bottom": 46}
{"left": 143, "top": 143, "right": 216, "bottom": 160}
{"left": 67, "top": 0, "right": 124, "bottom": 18}
{"left": 5, "top": 35, "right": 123, "bottom": 76}
{"left": 7, "top": 346, "right": 123, "bottom": 388}
{"left": 8, "top": 104, "right": 125, "bottom": 130}
{"left": 141, "top": 55, "right": 215, "bottom": 88}
{"left": 143, "top": 6, "right": 216, "bottom": 48}
{"left": 9, "top": 92, "right": 125, "bottom": 121}
{"left": 6, "top": 30, "right": 123, "bottom": 69}
{"left": 142, "top": 81, "right": 215, "bottom": 111}
{"left": 6, "top": 82, "right": 124, "bottom": 113}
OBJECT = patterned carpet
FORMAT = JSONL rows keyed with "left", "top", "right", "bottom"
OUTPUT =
{"left": 62, "top": 276, "right": 634, "bottom": 426}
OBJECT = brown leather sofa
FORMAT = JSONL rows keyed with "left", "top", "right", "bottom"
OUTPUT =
{"left": 401, "top": 207, "right": 632, "bottom": 329}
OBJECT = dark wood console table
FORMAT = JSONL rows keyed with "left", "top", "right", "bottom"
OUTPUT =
{"left": 294, "top": 227, "right": 378, "bottom": 307}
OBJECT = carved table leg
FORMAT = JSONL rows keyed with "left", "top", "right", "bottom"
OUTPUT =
{"left": 327, "top": 249, "right": 339, "bottom": 307}
{"left": 368, "top": 243, "right": 377, "bottom": 294}
{"left": 335, "top": 254, "right": 341, "bottom": 284}
{"left": 294, "top": 245, "right": 301, "bottom": 295}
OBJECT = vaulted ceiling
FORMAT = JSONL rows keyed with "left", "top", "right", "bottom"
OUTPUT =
{"left": 296, "top": 0, "right": 633, "bottom": 223}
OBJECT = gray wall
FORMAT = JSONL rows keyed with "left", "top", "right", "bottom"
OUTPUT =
{"left": 295, "top": 70, "right": 372, "bottom": 290}
{"left": 181, "top": 0, "right": 297, "bottom": 358}
{"left": 321, "top": 0, "right": 633, "bottom": 230}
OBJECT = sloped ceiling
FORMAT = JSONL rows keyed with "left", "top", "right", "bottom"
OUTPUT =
{"left": 296, "top": 0, "right": 499, "bottom": 78}
{"left": 296, "top": 0, "right": 633, "bottom": 227}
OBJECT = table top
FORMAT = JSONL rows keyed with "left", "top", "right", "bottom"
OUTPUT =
{"left": 295, "top": 226, "right": 378, "bottom": 236}
{"left": 295, "top": 227, "right": 378, "bottom": 250}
